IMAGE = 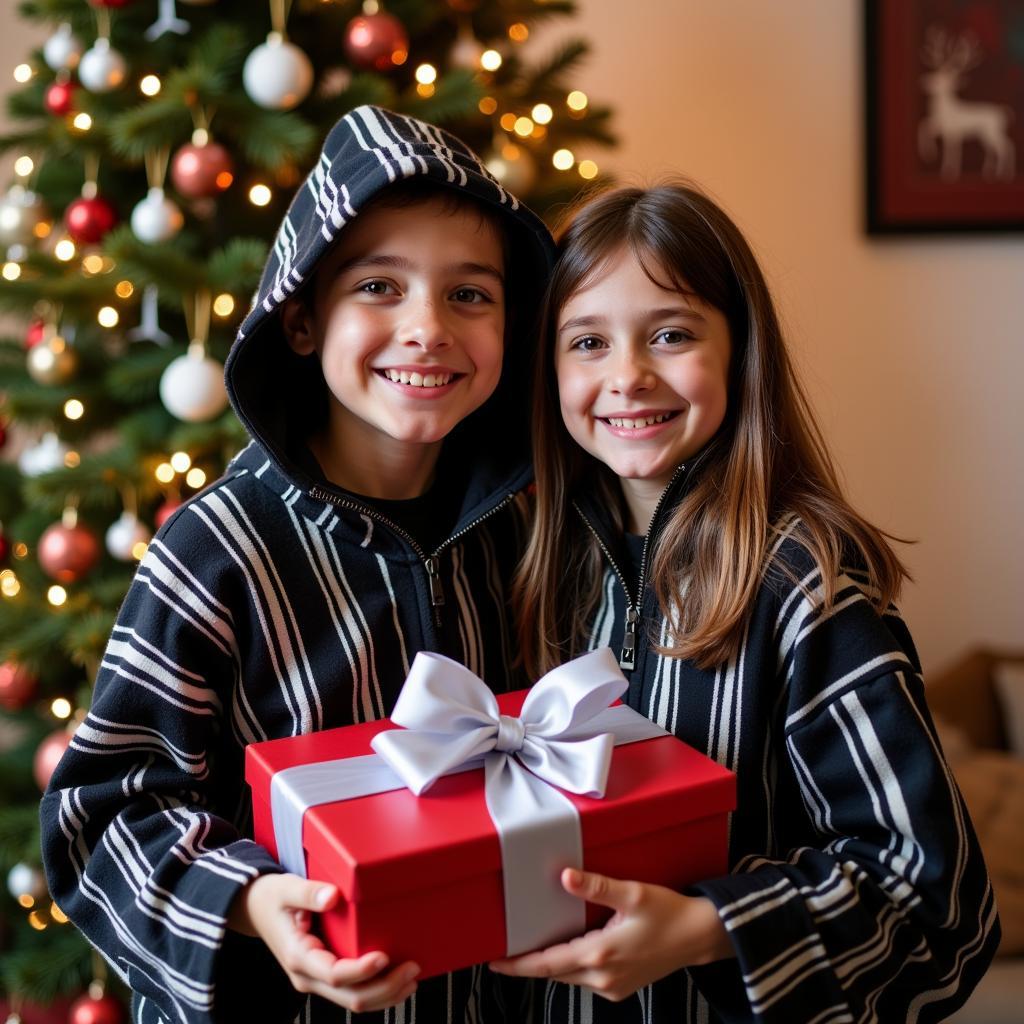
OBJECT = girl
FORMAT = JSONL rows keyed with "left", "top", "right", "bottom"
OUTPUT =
{"left": 496, "top": 183, "right": 999, "bottom": 1022}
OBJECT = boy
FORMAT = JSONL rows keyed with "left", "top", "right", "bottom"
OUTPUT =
{"left": 41, "top": 106, "right": 554, "bottom": 1023}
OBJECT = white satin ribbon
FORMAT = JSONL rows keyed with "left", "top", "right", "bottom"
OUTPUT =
{"left": 269, "top": 647, "right": 666, "bottom": 956}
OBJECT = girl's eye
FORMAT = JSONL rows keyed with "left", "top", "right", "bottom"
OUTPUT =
{"left": 359, "top": 280, "right": 394, "bottom": 295}
{"left": 451, "top": 286, "right": 490, "bottom": 304}
{"left": 654, "top": 328, "right": 693, "bottom": 345}
{"left": 570, "top": 335, "right": 606, "bottom": 352}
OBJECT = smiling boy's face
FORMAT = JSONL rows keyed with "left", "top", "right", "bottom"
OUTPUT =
{"left": 282, "top": 196, "right": 506, "bottom": 479}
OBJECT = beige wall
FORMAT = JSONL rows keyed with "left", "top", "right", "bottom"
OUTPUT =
{"left": 3, "top": 2, "right": 1021, "bottom": 672}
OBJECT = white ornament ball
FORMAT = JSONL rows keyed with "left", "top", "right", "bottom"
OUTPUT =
{"left": 160, "top": 351, "right": 228, "bottom": 422}
{"left": 43, "top": 23, "right": 83, "bottom": 72}
{"left": 105, "top": 512, "right": 152, "bottom": 561}
{"left": 18, "top": 432, "right": 69, "bottom": 477}
{"left": 485, "top": 145, "right": 537, "bottom": 195}
{"left": 130, "top": 187, "right": 184, "bottom": 243}
{"left": 243, "top": 34, "right": 313, "bottom": 110}
{"left": 0, "top": 185, "right": 48, "bottom": 248}
{"left": 450, "top": 30, "right": 484, "bottom": 71}
{"left": 7, "top": 862, "right": 48, "bottom": 902}
{"left": 79, "top": 37, "right": 127, "bottom": 93}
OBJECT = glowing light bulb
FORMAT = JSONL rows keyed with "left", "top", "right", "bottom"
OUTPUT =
{"left": 155, "top": 462, "right": 175, "bottom": 483}
{"left": 131, "top": 541, "right": 148, "bottom": 560}
{"left": 567, "top": 91, "right": 588, "bottom": 111}
{"left": 185, "top": 467, "right": 207, "bottom": 489}
{"left": 82, "top": 254, "right": 105, "bottom": 274}
{"left": 531, "top": 103, "right": 553, "bottom": 125}
{"left": 72, "top": 112, "right": 92, "bottom": 131}
{"left": 249, "top": 184, "right": 272, "bottom": 206}
{"left": 213, "top": 293, "right": 235, "bottom": 317}
{"left": 13, "top": 63, "right": 33, "bottom": 83}
{"left": 480, "top": 50, "right": 502, "bottom": 72}
{"left": 140, "top": 74, "right": 161, "bottom": 96}
{"left": 415, "top": 63, "right": 437, "bottom": 85}
{"left": 63, "top": 399, "right": 84, "bottom": 420}
{"left": 51, "top": 697, "right": 72, "bottom": 719}
{"left": 170, "top": 451, "right": 191, "bottom": 473}
{"left": 508, "top": 23, "right": 529, "bottom": 42}
{"left": 97, "top": 306, "right": 119, "bottom": 327}
{"left": 2, "top": 261, "right": 21, "bottom": 281}
{"left": 513, "top": 116, "right": 533, "bottom": 138}
{"left": 47, "top": 585, "right": 68, "bottom": 607}
{"left": 578, "top": 160, "right": 599, "bottom": 180}
{"left": 115, "top": 280, "right": 134, "bottom": 298}
{"left": 54, "top": 238, "right": 76, "bottom": 261}
{"left": 478, "top": 97, "right": 497, "bottom": 115}
{"left": 552, "top": 149, "right": 575, "bottom": 170}
{"left": 14, "top": 155, "right": 34, "bottom": 177}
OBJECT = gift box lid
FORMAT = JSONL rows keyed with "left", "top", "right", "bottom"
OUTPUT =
{"left": 246, "top": 689, "right": 735, "bottom": 902}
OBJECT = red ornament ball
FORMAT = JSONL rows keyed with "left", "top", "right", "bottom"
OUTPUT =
{"left": 0, "top": 662, "right": 38, "bottom": 711}
{"left": 344, "top": 12, "right": 409, "bottom": 71}
{"left": 45, "top": 79, "right": 77, "bottom": 116}
{"left": 33, "top": 729, "right": 71, "bottom": 791}
{"left": 64, "top": 195, "right": 118, "bottom": 245}
{"left": 38, "top": 521, "right": 101, "bottom": 583}
{"left": 68, "top": 992, "right": 126, "bottom": 1024}
{"left": 25, "top": 319, "right": 46, "bottom": 349}
{"left": 154, "top": 498, "right": 181, "bottom": 529}
{"left": 170, "top": 141, "right": 234, "bottom": 199}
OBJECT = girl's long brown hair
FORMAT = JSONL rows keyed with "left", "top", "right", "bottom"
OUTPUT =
{"left": 514, "top": 182, "right": 909, "bottom": 678}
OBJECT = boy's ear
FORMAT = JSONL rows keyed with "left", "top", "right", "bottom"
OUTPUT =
{"left": 280, "top": 296, "right": 317, "bottom": 356}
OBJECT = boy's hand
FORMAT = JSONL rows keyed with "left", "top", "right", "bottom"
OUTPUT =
{"left": 489, "top": 868, "right": 732, "bottom": 1003}
{"left": 228, "top": 873, "right": 420, "bottom": 1013}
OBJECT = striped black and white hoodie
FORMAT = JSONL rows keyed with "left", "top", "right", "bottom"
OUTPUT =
{"left": 538, "top": 469, "right": 999, "bottom": 1024}
{"left": 40, "top": 106, "right": 554, "bottom": 1024}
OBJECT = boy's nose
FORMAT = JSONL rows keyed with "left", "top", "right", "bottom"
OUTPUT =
{"left": 400, "top": 299, "right": 453, "bottom": 351}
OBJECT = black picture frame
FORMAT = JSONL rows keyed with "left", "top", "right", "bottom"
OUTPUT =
{"left": 865, "top": 0, "right": 1024, "bottom": 234}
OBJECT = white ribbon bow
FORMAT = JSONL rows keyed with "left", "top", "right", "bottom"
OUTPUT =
{"left": 269, "top": 647, "right": 666, "bottom": 957}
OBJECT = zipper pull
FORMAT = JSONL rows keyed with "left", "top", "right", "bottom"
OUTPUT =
{"left": 425, "top": 555, "right": 444, "bottom": 626}
{"left": 620, "top": 606, "right": 638, "bottom": 671}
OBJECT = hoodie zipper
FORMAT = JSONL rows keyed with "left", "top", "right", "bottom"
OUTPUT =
{"left": 572, "top": 462, "right": 687, "bottom": 672}
{"left": 308, "top": 485, "right": 517, "bottom": 628}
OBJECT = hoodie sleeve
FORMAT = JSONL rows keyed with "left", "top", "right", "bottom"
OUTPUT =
{"left": 689, "top": 571, "right": 1000, "bottom": 1023}
{"left": 39, "top": 520, "right": 300, "bottom": 1024}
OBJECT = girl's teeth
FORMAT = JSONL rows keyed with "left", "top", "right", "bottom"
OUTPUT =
{"left": 383, "top": 370, "right": 452, "bottom": 387}
{"left": 607, "top": 413, "right": 670, "bottom": 428}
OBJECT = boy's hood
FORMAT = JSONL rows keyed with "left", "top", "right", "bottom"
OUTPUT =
{"left": 225, "top": 105, "right": 555, "bottom": 509}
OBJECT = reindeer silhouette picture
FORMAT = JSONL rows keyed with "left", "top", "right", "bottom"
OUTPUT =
{"left": 918, "top": 26, "right": 1016, "bottom": 181}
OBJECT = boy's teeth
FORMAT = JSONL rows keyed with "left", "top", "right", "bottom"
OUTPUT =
{"left": 607, "top": 413, "right": 670, "bottom": 428}
{"left": 383, "top": 369, "right": 452, "bottom": 387}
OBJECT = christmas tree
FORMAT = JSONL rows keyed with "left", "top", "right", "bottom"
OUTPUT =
{"left": 0, "top": 0, "right": 614, "bottom": 1017}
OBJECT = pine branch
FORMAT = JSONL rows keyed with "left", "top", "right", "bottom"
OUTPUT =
{"left": 1, "top": 928, "right": 93, "bottom": 1006}
{"left": 205, "top": 238, "right": 268, "bottom": 295}
{"left": 518, "top": 39, "right": 589, "bottom": 96}
{"left": 0, "top": 806, "right": 45, "bottom": 866}
{"left": 401, "top": 70, "right": 483, "bottom": 124}
{"left": 216, "top": 101, "right": 318, "bottom": 171}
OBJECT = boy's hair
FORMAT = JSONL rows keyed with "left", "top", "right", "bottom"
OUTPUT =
{"left": 515, "top": 181, "right": 909, "bottom": 676}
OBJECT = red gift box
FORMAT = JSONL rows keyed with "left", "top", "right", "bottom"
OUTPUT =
{"left": 246, "top": 688, "right": 736, "bottom": 980}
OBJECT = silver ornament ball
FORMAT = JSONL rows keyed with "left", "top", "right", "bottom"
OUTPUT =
{"left": 7, "top": 862, "right": 48, "bottom": 902}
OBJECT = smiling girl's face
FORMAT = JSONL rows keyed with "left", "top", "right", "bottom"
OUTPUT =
{"left": 555, "top": 246, "right": 731, "bottom": 506}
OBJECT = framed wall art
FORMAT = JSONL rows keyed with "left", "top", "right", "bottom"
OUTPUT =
{"left": 865, "top": 0, "right": 1024, "bottom": 233}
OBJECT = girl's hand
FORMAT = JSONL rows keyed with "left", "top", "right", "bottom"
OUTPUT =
{"left": 489, "top": 868, "right": 733, "bottom": 1002}
{"left": 228, "top": 873, "right": 420, "bottom": 1013}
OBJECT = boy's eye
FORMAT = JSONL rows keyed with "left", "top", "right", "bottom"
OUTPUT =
{"left": 451, "top": 286, "right": 490, "bottom": 304}
{"left": 358, "top": 279, "right": 394, "bottom": 295}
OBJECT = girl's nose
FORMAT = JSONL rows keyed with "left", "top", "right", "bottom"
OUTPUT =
{"left": 609, "top": 349, "right": 654, "bottom": 395}
{"left": 401, "top": 297, "right": 453, "bottom": 351}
